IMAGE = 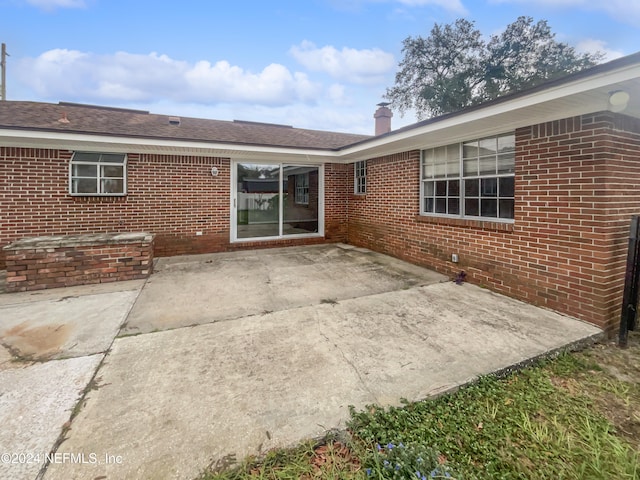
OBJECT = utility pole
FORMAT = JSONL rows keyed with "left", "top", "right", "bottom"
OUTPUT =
{"left": 1, "top": 43, "right": 7, "bottom": 101}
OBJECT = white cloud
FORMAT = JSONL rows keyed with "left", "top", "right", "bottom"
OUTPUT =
{"left": 289, "top": 41, "right": 395, "bottom": 84}
{"left": 326, "top": 84, "right": 350, "bottom": 106}
{"left": 490, "top": 0, "right": 640, "bottom": 27}
{"left": 184, "top": 61, "right": 319, "bottom": 105}
{"left": 24, "top": 0, "right": 86, "bottom": 9}
{"left": 329, "top": 0, "right": 467, "bottom": 15}
{"left": 16, "top": 49, "right": 322, "bottom": 107}
{"left": 576, "top": 39, "right": 625, "bottom": 62}
{"left": 396, "top": 0, "right": 467, "bottom": 15}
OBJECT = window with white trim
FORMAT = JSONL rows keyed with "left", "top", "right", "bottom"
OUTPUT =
{"left": 421, "top": 133, "right": 515, "bottom": 220}
{"left": 354, "top": 160, "right": 366, "bottom": 194}
{"left": 70, "top": 152, "right": 127, "bottom": 195}
{"left": 295, "top": 173, "right": 309, "bottom": 204}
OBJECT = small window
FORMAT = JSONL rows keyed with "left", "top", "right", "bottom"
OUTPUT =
{"left": 70, "top": 152, "right": 127, "bottom": 195}
{"left": 295, "top": 173, "right": 309, "bottom": 205}
{"left": 354, "top": 160, "right": 366, "bottom": 194}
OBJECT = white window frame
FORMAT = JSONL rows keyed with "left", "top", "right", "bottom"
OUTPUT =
{"left": 354, "top": 160, "right": 366, "bottom": 195}
{"left": 420, "top": 133, "right": 515, "bottom": 222}
{"left": 69, "top": 152, "right": 127, "bottom": 196}
{"left": 294, "top": 173, "right": 309, "bottom": 205}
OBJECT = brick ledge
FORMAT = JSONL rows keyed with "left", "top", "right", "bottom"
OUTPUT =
{"left": 414, "top": 215, "right": 515, "bottom": 232}
{"left": 3, "top": 232, "right": 154, "bottom": 250}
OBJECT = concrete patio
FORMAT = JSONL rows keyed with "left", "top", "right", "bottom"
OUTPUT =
{"left": 0, "top": 244, "right": 603, "bottom": 480}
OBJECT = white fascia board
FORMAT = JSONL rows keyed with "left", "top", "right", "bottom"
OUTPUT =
{"left": 0, "top": 129, "right": 339, "bottom": 164}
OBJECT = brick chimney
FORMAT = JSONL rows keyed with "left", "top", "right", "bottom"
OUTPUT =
{"left": 374, "top": 102, "right": 392, "bottom": 135}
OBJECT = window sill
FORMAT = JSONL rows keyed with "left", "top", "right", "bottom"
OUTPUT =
{"left": 350, "top": 194, "right": 367, "bottom": 200}
{"left": 415, "top": 214, "right": 514, "bottom": 232}
{"left": 70, "top": 193, "right": 127, "bottom": 197}
{"left": 70, "top": 194, "right": 127, "bottom": 203}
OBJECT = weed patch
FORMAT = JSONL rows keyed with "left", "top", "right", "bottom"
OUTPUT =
{"left": 200, "top": 438, "right": 362, "bottom": 480}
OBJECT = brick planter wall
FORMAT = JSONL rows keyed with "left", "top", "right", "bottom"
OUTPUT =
{"left": 3, "top": 233, "right": 154, "bottom": 292}
{"left": 347, "top": 112, "right": 640, "bottom": 332}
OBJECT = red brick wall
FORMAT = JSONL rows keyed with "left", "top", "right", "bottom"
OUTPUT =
{"left": 0, "top": 149, "right": 345, "bottom": 269}
{"left": 348, "top": 151, "right": 422, "bottom": 258}
{"left": 325, "top": 163, "right": 350, "bottom": 241}
{"left": 4, "top": 234, "right": 154, "bottom": 292}
{"left": 347, "top": 112, "right": 640, "bottom": 331}
{"left": 589, "top": 114, "right": 640, "bottom": 327}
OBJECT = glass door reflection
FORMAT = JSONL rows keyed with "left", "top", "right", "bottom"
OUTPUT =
{"left": 236, "top": 163, "right": 280, "bottom": 239}
{"left": 282, "top": 166, "right": 319, "bottom": 235}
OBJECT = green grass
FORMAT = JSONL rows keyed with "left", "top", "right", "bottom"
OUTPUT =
{"left": 199, "top": 344, "right": 640, "bottom": 480}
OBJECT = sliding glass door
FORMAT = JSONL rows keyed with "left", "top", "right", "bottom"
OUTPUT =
{"left": 233, "top": 162, "right": 322, "bottom": 241}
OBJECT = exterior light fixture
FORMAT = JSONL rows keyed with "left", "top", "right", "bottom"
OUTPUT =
{"left": 609, "top": 90, "right": 630, "bottom": 112}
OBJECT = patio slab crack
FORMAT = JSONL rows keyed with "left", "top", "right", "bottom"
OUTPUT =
{"left": 317, "top": 324, "right": 379, "bottom": 404}
{"left": 1, "top": 340, "right": 31, "bottom": 364}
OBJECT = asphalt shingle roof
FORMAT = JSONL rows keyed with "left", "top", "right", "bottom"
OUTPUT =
{"left": 0, "top": 101, "right": 371, "bottom": 150}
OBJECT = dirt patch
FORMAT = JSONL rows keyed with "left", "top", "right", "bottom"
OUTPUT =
{"left": 2, "top": 322, "right": 72, "bottom": 361}
{"left": 571, "top": 332, "right": 640, "bottom": 451}
{"left": 595, "top": 390, "right": 640, "bottom": 447}
{"left": 549, "top": 376, "right": 581, "bottom": 395}
{"left": 583, "top": 335, "right": 640, "bottom": 383}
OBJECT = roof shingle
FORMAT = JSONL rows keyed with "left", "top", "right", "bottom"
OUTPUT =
{"left": 0, "top": 101, "right": 371, "bottom": 150}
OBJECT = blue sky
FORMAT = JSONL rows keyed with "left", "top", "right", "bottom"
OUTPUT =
{"left": 1, "top": 0, "right": 639, "bottom": 134}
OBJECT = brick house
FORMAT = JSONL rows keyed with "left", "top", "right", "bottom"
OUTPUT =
{"left": 1, "top": 52, "right": 639, "bottom": 331}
